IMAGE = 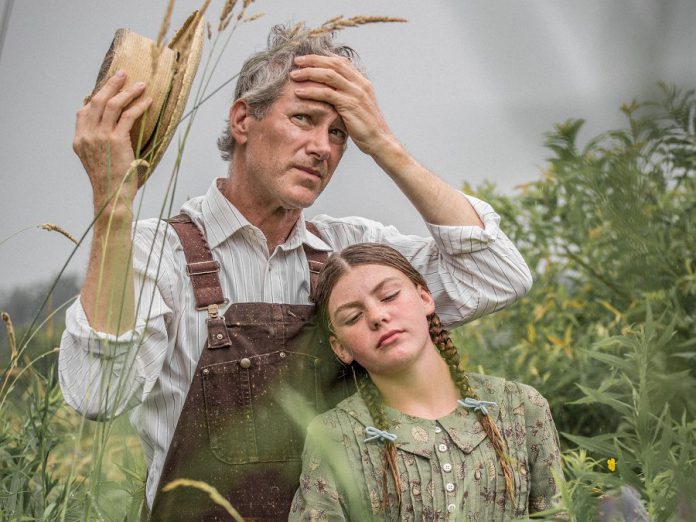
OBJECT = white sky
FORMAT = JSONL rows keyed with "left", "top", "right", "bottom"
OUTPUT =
{"left": 1, "top": 0, "right": 695, "bottom": 294}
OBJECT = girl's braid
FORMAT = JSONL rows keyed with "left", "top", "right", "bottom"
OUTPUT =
{"left": 428, "top": 313, "right": 516, "bottom": 504}
{"left": 356, "top": 372, "right": 402, "bottom": 513}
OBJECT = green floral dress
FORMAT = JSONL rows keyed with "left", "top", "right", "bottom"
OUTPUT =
{"left": 289, "top": 373, "right": 563, "bottom": 521}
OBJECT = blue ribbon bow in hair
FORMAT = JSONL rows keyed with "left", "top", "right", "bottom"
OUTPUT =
{"left": 364, "top": 426, "right": 398, "bottom": 443}
{"left": 458, "top": 397, "right": 498, "bottom": 416}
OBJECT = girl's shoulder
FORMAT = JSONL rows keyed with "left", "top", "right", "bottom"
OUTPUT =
{"left": 306, "top": 392, "right": 371, "bottom": 440}
{"left": 465, "top": 372, "right": 551, "bottom": 417}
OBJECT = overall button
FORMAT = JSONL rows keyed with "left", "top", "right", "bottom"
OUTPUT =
{"left": 438, "top": 443, "right": 448, "bottom": 452}
{"left": 239, "top": 358, "right": 252, "bottom": 369}
{"left": 202, "top": 368, "right": 209, "bottom": 375}
{"left": 447, "top": 503, "right": 457, "bottom": 513}
{"left": 442, "top": 463, "right": 453, "bottom": 473}
{"left": 434, "top": 426, "right": 442, "bottom": 434}
{"left": 445, "top": 482, "right": 455, "bottom": 493}
{"left": 215, "top": 333, "right": 224, "bottom": 340}
{"left": 279, "top": 351, "right": 287, "bottom": 358}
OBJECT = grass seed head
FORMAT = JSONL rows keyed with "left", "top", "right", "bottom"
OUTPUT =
{"left": 38, "top": 223, "right": 78, "bottom": 245}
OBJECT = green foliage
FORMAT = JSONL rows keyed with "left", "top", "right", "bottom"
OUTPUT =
{"left": 0, "top": 360, "right": 83, "bottom": 520}
{"left": 456, "top": 84, "right": 696, "bottom": 520}
{"left": 1, "top": 291, "right": 145, "bottom": 521}
{"left": 0, "top": 356, "right": 146, "bottom": 521}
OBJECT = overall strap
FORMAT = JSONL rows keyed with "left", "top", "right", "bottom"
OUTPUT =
{"left": 168, "top": 214, "right": 226, "bottom": 310}
{"left": 304, "top": 221, "right": 330, "bottom": 294}
{"left": 168, "top": 214, "right": 230, "bottom": 349}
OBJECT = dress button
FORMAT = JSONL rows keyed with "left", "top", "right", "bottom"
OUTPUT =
{"left": 279, "top": 351, "right": 286, "bottom": 358}
{"left": 445, "top": 482, "right": 455, "bottom": 493}
{"left": 474, "top": 470, "right": 481, "bottom": 480}
{"left": 438, "top": 443, "right": 448, "bottom": 452}
{"left": 434, "top": 426, "right": 442, "bottom": 434}
{"left": 442, "top": 463, "right": 453, "bottom": 472}
{"left": 239, "top": 357, "right": 252, "bottom": 369}
{"left": 447, "top": 503, "right": 457, "bottom": 513}
{"left": 202, "top": 368, "right": 209, "bottom": 375}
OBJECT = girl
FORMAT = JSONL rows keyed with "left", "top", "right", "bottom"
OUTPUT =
{"left": 289, "top": 244, "right": 563, "bottom": 521}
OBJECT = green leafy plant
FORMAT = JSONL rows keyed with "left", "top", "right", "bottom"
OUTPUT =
{"left": 456, "top": 84, "right": 696, "bottom": 520}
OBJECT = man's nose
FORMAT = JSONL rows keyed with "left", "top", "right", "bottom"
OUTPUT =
{"left": 306, "top": 128, "right": 331, "bottom": 161}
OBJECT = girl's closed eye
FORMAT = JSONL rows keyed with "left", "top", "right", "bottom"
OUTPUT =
{"left": 345, "top": 312, "right": 362, "bottom": 325}
{"left": 382, "top": 290, "right": 400, "bottom": 302}
{"left": 336, "top": 310, "right": 362, "bottom": 327}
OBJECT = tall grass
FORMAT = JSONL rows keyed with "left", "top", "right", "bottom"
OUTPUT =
{"left": 1, "top": 3, "right": 407, "bottom": 520}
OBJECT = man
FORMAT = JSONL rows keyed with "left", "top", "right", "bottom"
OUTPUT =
{"left": 60, "top": 25, "right": 532, "bottom": 520}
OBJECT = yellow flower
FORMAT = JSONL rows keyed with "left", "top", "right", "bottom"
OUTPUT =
{"left": 607, "top": 458, "right": 617, "bottom": 472}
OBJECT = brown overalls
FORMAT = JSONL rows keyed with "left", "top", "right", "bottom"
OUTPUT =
{"left": 148, "top": 215, "right": 353, "bottom": 521}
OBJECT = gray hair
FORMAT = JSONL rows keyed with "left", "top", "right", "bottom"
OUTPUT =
{"left": 217, "top": 23, "right": 359, "bottom": 161}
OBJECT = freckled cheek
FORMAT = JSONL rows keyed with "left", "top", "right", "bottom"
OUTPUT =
{"left": 337, "top": 330, "right": 370, "bottom": 355}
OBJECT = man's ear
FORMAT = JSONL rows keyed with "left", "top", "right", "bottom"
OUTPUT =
{"left": 229, "top": 99, "right": 251, "bottom": 145}
{"left": 329, "top": 335, "right": 354, "bottom": 365}
{"left": 418, "top": 285, "right": 436, "bottom": 316}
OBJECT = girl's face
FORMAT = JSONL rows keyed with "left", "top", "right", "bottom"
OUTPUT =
{"left": 327, "top": 264, "right": 436, "bottom": 377}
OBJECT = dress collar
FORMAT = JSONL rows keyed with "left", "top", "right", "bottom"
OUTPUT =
{"left": 337, "top": 374, "right": 506, "bottom": 458}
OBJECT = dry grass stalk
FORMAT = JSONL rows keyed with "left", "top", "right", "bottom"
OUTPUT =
{"left": 307, "top": 15, "right": 407, "bottom": 37}
{"left": 236, "top": 0, "right": 255, "bottom": 22}
{"left": 162, "top": 479, "right": 245, "bottom": 521}
{"left": 1, "top": 312, "right": 19, "bottom": 402}
{"left": 218, "top": 0, "right": 238, "bottom": 31}
{"left": 242, "top": 12, "right": 264, "bottom": 23}
{"left": 156, "top": 0, "right": 175, "bottom": 48}
{"left": 199, "top": 0, "right": 211, "bottom": 17}
{"left": 2, "top": 312, "right": 17, "bottom": 362}
{"left": 38, "top": 223, "right": 79, "bottom": 245}
{"left": 152, "top": 0, "right": 175, "bottom": 72}
{"left": 322, "top": 16, "right": 343, "bottom": 26}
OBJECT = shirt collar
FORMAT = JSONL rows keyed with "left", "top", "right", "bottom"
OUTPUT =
{"left": 290, "top": 213, "right": 333, "bottom": 252}
{"left": 198, "top": 178, "right": 332, "bottom": 252}
{"left": 197, "top": 178, "right": 251, "bottom": 249}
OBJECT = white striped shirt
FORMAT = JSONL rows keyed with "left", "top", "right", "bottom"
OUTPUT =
{"left": 58, "top": 179, "right": 532, "bottom": 507}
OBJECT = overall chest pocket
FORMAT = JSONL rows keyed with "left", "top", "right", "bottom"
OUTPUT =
{"left": 201, "top": 350, "right": 322, "bottom": 465}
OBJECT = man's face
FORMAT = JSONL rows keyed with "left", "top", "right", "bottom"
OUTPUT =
{"left": 240, "top": 80, "right": 348, "bottom": 210}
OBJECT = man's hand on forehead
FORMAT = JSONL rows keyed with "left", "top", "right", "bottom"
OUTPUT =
{"left": 290, "top": 55, "right": 394, "bottom": 157}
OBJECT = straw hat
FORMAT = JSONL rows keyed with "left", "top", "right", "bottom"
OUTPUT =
{"left": 87, "top": 11, "right": 205, "bottom": 186}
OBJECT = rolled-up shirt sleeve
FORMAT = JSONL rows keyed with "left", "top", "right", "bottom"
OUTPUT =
{"left": 313, "top": 192, "right": 532, "bottom": 329}
{"left": 59, "top": 219, "right": 175, "bottom": 420}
